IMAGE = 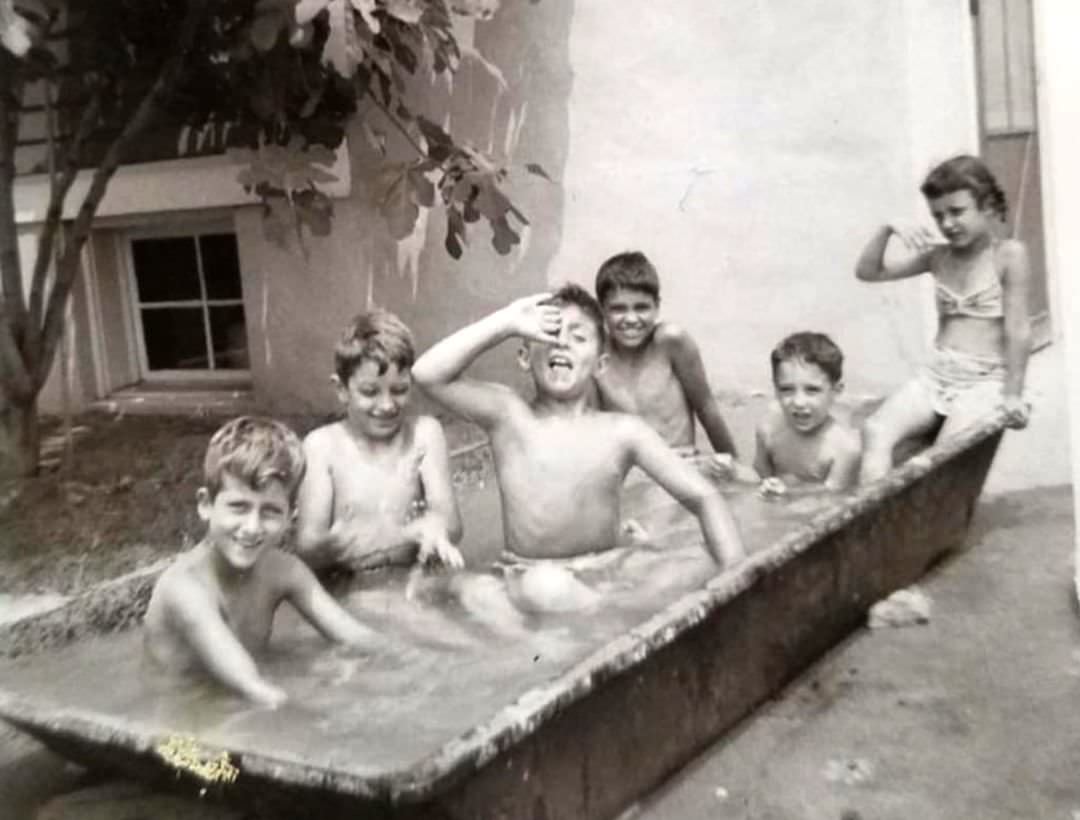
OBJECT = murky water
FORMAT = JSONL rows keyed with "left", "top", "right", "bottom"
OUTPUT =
{"left": 0, "top": 473, "right": 842, "bottom": 776}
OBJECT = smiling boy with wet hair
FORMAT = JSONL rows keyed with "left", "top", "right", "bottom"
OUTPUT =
{"left": 143, "top": 416, "right": 377, "bottom": 707}
{"left": 411, "top": 284, "right": 745, "bottom": 613}
{"left": 296, "top": 309, "right": 464, "bottom": 572}
{"left": 593, "top": 251, "right": 737, "bottom": 481}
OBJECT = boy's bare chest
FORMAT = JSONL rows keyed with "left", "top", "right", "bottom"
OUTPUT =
{"left": 217, "top": 583, "right": 277, "bottom": 648}
{"left": 599, "top": 356, "right": 684, "bottom": 413}
{"left": 503, "top": 419, "right": 623, "bottom": 479}
{"left": 770, "top": 429, "right": 831, "bottom": 480}
{"left": 329, "top": 447, "right": 423, "bottom": 512}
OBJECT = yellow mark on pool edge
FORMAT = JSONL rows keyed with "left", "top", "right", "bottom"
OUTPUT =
{"left": 156, "top": 735, "right": 239, "bottom": 784}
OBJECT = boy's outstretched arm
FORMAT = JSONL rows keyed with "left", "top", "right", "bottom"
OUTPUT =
{"left": 408, "top": 416, "right": 465, "bottom": 568}
{"left": 283, "top": 556, "right": 379, "bottom": 647}
{"left": 412, "top": 293, "right": 562, "bottom": 429}
{"left": 661, "top": 325, "right": 737, "bottom": 456}
{"left": 163, "top": 580, "right": 286, "bottom": 706}
{"left": 622, "top": 416, "right": 746, "bottom": 568}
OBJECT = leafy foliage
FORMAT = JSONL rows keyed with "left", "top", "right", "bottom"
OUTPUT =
{"left": 0, "top": 0, "right": 549, "bottom": 475}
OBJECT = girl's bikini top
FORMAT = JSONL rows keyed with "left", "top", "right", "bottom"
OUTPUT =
{"left": 932, "top": 241, "right": 1005, "bottom": 319}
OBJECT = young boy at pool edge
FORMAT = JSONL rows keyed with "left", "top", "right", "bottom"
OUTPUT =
{"left": 295, "top": 310, "right": 464, "bottom": 573}
{"left": 411, "top": 284, "right": 746, "bottom": 611}
{"left": 143, "top": 417, "right": 377, "bottom": 707}
{"left": 592, "top": 251, "right": 738, "bottom": 479}
{"left": 721, "top": 332, "right": 862, "bottom": 495}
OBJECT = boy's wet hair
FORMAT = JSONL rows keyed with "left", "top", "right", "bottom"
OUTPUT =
{"left": 544, "top": 283, "right": 607, "bottom": 347}
{"left": 920, "top": 154, "right": 1008, "bottom": 221}
{"left": 595, "top": 251, "right": 660, "bottom": 304}
{"left": 770, "top": 332, "right": 844, "bottom": 384}
{"left": 204, "top": 416, "right": 306, "bottom": 501}
{"left": 335, "top": 309, "right": 416, "bottom": 384}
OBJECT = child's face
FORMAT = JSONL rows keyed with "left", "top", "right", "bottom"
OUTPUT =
{"left": 773, "top": 359, "right": 840, "bottom": 435}
{"left": 928, "top": 190, "right": 995, "bottom": 249}
{"left": 522, "top": 304, "right": 604, "bottom": 399}
{"left": 198, "top": 473, "right": 291, "bottom": 573}
{"left": 336, "top": 360, "right": 412, "bottom": 440}
{"left": 601, "top": 286, "right": 659, "bottom": 350}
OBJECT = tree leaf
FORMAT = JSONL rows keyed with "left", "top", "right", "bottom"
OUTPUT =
{"left": 445, "top": 206, "right": 466, "bottom": 259}
{"left": 380, "top": 171, "right": 420, "bottom": 239}
{"left": 250, "top": 5, "right": 287, "bottom": 52}
{"left": 360, "top": 120, "right": 386, "bottom": 155}
{"left": 322, "top": 0, "right": 362, "bottom": 76}
{"left": 384, "top": 0, "right": 424, "bottom": 24}
{"left": 525, "top": 162, "right": 552, "bottom": 181}
{"left": 349, "top": 0, "right": 380, "bottom": 34}
{"left": 407, "top": 167, "right": 435, "bottom": 208}
{"left": 491, "top": 214, "right": 519, "bottom": 255}
{"left": 295, "top": 0, "right": 330, "bottom": 25}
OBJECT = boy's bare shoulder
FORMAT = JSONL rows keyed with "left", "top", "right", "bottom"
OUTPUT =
{"left": 653, "top": 321, "right": 700, "bottom": 354}
{"left": 150, "top": 553, "right": 214, "bottom": 621}
{"left": 303, "top": 421, "right": 344, "bottom": 451}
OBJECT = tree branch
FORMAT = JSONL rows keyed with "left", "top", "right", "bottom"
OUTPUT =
{"left": 0, "top": 49, "right": 28, "bottom": 352}
{"left": 26, "top": 89, "right": 103, "bottom": 334}
{"left": 364, "top": 85, "right": 427, "bottom": 160}
{"left": 32, "top": 0, "right": 211, "bottom": 389}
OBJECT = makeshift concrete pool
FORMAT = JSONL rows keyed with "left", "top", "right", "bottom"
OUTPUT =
{"left": 0, "top": 405, "right": 1007, "bottom": 820}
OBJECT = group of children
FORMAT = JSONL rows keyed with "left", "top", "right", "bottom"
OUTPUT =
{"left": 144, "top": 154, "right": 1032, "bottom": 706}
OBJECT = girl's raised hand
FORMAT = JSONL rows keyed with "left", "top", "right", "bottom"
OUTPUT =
{"left": 503, "top": 293, "right": 562, "bottom": 343}
{"left": 888, "top": 221, "right": 946, "bottom": 255}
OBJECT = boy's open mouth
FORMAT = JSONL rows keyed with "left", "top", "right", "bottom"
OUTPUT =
{"left": 548, "top": 353, "right": 573, "bottom": 371}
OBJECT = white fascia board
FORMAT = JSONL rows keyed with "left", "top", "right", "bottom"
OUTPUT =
{"left": 13, "top": 142, "right": 352, "bottom": 225}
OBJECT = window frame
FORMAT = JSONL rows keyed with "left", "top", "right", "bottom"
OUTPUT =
{"left": 121, "top": 220, "right": 250, "bottom": 382}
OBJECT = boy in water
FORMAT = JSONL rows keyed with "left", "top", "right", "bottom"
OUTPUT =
{"left": 295, "top": 310, "right": 464, "bottom": 572}
{"left": 412, "top": 285, "right": 745, "bottom": 611}
{"left": 747, "top": 332, "right": 862, "bottom": 495}
{"left": 593, "top": 251, "right": 737, "bottom": 477}
{"left": 143, "top": 417, "right": 377, "bottom": 707}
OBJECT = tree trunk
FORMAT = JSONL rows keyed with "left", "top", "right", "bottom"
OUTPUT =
{"left": 0, "top": 393, "right": 38, "bottom": 478}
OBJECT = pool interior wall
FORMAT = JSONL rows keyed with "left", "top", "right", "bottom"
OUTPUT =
{"left": 0, "top": 413, "right": 1006, "bottom": 820}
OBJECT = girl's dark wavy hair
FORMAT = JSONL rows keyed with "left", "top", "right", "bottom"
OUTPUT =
{"left": 920, "top": 154, "right": 1008, "bottom": 221}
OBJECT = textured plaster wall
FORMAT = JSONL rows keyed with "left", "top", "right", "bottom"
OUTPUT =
{"left": 547, "top": 0, "right": 978, "bottom": 397}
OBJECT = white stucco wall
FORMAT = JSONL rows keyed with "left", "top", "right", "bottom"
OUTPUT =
{"left": 547, "top": 0, "right": 979, "bottom": 397}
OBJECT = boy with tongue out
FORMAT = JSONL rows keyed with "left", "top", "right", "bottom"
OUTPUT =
{"left": 412, "top": 284, "right": 745, "bottom": 613}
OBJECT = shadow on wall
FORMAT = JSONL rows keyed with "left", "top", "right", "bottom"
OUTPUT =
{"left": 248, "top": 1, "right": 575, "bottom": 414}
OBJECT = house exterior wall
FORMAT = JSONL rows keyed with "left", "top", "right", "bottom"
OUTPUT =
{"left": 26, "top": 0, "right": 1057, "bottom": 417}
{"left": 547, "top": 0, "right": 981, "bottom": 398}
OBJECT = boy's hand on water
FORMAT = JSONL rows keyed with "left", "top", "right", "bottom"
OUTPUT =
{"left": 701, "top": 453, "right": 736, "bottom": 481}
{"left": 504, "top": 293, "right": 562, "bottom": 343}
{"left": 407, "top": 517, "right": 465, "bottom": 570}
{"left": 759, "top": 477, "right": 787, "bottom": 499}
{"left": 1000, "top": 395, "right": 1032, "bottom": 429}
{"left": 887, "top": 221, "right": 946, "bottom": 254}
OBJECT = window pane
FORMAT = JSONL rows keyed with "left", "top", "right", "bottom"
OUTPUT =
{"left": 131, "top": 237, "right": 201, "bottom": 302}
{"left": 141, "top": 307, "right": 209, "bottom": 370}
{"left": 209, "top": 305, "right": 249, "bottom": 370}
{"left": 200, "top": 233, "right": 244, "bottom": 300}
